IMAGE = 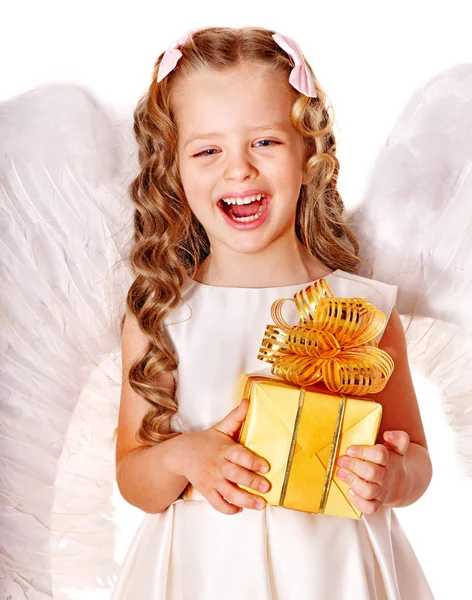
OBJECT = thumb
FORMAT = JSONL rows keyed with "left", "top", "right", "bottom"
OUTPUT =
{"left": 384, "top": 430, "right": 410, "bottom": 456}
{"left": 214, "top": 398, "right": 250, "bottom": 438}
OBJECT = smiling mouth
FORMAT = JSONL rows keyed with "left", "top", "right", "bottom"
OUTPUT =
{"left": 218, "top": 193, "right": 268, "bottom": 223}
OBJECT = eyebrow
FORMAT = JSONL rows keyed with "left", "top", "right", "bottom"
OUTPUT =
{"left": 183, "top": 122, "right": 289, "bottom": 148}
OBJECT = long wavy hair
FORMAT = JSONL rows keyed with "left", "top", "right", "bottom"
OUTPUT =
{"left": 125, "top": 26, "right": 361, "bottom": 445}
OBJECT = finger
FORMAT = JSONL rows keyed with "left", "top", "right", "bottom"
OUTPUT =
{"left": 336, "top": 456, "right": 386, "bottom": 485}
{"left": 337, "top": 468, "right": 382, "bottom": 501}
{"left": 383, "top": 431, "right": 410, "bottom": 456}
{"left": 218, "top": 480, "right": 267, "bottom": 511}
{"left": 214, "top": 399, "right": 249, "bottom": 438}
{"left": 220, "top": 460, "right": 271, "bottom": 494}
{"left": 347, "top": 488, "right": 381, "bottom": 515}
{"left": 345, "top": 444, "right": 389, "bottom": 466}
{"left": 206, "top": 488, "right": 242, "bottom": 516}
{"left": 224, "top": 443, "right": 270, "bottom": 474}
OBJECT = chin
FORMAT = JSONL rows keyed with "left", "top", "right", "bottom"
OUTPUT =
{"left": 225, "top": 240, "right": 272, "bottom": 255}
{"left": 202, "top": 209, "right": 295, "bottom": 256}
{"left": 210, "top": 227, "right": 283, "bottom": 257}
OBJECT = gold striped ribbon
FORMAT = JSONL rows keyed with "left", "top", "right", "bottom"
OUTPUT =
{"left": 277, "top": 387, "right": 347, "bottom": 513}
{"left": 258, "top": 278, "right": 394, "bottom": 396}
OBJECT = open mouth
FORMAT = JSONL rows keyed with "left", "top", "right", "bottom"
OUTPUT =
{"left": 218, "top": 193, "right": 268, "bottom": 223}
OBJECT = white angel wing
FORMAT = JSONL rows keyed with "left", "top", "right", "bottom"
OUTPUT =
{"left": 0, "top": 84, "right": 136, "bottom": 599}
{"left": 351, "top": 64, "right": 472, "bottom": 476}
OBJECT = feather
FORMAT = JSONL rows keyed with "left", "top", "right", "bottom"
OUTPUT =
{"left": 0, "top": 83, "right": 136, "bottom": 598}
{"left": 351, "top": 64, "right": 472, "bottom": 476}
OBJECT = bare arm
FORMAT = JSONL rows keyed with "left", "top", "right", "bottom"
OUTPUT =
{"left": 336, "top": 308, "right": 433, "bottom": 513}
{"left": 376, "top": 308, "right": 433, "bottom": 507}
{"left": 116, "top": 438, "right": 192, "bottom": 515}
{"left": 115, "top": 309, "right": 271, "bottom": 515}
{"left": 115, "top": 309, "right": 190, "bottom": 513}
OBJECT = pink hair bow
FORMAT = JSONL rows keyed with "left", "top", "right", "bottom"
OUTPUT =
{"left": 156, "top": 29, "right": 317, "bottom": 99}
{"left": 157, "top": 30, "right": 196, "bottom": 83}
{"left": 272, "top": 33, "right": 317, "bottom": 98}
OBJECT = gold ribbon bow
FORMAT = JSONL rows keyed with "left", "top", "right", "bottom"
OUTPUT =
{"left": 258, "top": 278, "right": 394, "bottom": 396}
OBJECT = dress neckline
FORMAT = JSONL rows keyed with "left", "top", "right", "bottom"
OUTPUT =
{"left": 188, "top": 269, "right": 340, "bottom": 292}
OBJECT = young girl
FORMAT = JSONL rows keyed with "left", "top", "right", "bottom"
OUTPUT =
{"left": 113, "top": 26, "right": 434, "bottom": 599}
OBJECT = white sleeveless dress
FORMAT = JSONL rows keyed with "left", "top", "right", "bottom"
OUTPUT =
{"left": 111, "top": 269, "right": 434, "bottom": 600}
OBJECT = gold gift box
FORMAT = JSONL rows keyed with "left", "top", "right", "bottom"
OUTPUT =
{"left": 238, "top": 375, "right": 382, "bottom": 519}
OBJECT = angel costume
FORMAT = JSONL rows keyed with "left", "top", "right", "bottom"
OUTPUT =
{"left": 2, "top": 64, "right": 472, "bottom": 599}
{"left": 110, "top": 271, "right": 433, "bottom": 600}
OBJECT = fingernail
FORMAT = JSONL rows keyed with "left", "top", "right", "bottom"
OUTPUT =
{"left": 259, "top": 481, "right": 270, "bottom": 493}
{"left": 385, "top": 432, "right": 394, "bottom": 441}
{"left": 347, "top": 447, "right": 357, "bottom": 457}
{"left": 337, "top": 457, "right": 349, "bottom": 467}
{"left": 259, "top": 465, "right": 269, "bottom": 473}
{"left": 348, "top": 488, "right": 355, "bottom": 497}
{"left": 256, "top": 501, "right": 265, "bottom": 510}
{"left": 337, "top": 469, "right": 349, "bottom": 480}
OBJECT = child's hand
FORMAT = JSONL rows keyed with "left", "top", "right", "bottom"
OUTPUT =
{"left": 335, "top": 431, "right": 410, "bottom": 515}
{"left": 180, "top": 399, "right": 271, "bottom": 515}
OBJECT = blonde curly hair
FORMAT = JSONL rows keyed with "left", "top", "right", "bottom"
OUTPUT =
{"left": 124, "top": 26, "right": 361, "bottom": 445}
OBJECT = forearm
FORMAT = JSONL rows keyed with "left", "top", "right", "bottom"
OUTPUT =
{"left": 116, "top": 433, "right": 191, "bottom": 514}
{"left": 385, "top": 442, "right": 433, "bottom": 508}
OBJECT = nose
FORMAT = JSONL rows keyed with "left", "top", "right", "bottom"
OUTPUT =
{"left": 223, "top": 147, "right": 258, "bottom": 182}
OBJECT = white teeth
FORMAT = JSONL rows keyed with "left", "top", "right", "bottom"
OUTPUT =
{"left": 227, "top": 197, "right": 267, "bottom": 223}
{"left": 230, "top": 213, "right": 259, "bottom": 222}
{"left": 222, "top": 193, "right": 264, "bottom": 205}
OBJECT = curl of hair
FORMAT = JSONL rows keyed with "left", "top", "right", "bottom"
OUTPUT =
{"left": 125, "top": 26, "right": 362, "bottom": 445}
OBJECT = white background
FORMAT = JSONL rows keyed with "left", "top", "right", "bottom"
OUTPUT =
{"left": 3, "top": 1, "right": 471, "bottom": 598}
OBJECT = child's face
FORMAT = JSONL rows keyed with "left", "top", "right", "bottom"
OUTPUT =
{"left": 173, "top": 63, "right": 310, "bottom": 256}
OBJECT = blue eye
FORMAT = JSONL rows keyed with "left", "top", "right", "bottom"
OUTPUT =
{"left": 255, "top": 139, "right": 278, "bottom": 147}
{"left": 195, "top": 149, "right": 219, "bottom": 157}
{"left": 193, "top": 140, "right": 279, "bottom": 158}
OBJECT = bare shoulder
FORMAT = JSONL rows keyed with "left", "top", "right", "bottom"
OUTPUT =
{"left": 377, "top": 307, "right": 407, "bottom": 356}
{"left": 116, "top": 309, "right": 175, "bottom": 465}
{"left": 372, "top": 308, "right": 428, "bottom": 448}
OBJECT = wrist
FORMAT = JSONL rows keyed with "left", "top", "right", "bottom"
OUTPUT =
{"left": 383, "top": 443, "right": 432, "bottom": 508}
{"left": 162, "top": 431, "right": 196, "bottom": 479}
{"left": 383, "top": 449, "right": 408, "bottom": 508}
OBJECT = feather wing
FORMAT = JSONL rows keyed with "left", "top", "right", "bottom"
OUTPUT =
{"left": 0, "top": 83, "right": 136, "bottom": 599}
{"left": 351, "top": 64, "right": 472, "bottom": 476}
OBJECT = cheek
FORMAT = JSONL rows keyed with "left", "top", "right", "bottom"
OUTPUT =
{"left": 277, "top": 160, "right": 304, "bottom": 202}
{"left": 274, "top": 147, "right": 304, "bottom": 184}
{"left": 180, "top": 164, "right": 215, "bottom": 215}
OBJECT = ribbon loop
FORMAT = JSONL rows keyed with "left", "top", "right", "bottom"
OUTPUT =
{"left": 258, "top": 279, "right": 394, "bottom": 395}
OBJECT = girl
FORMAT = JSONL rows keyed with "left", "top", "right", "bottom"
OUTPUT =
{"left": 113, "top": 26, "right": 434, "bottom": 599}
